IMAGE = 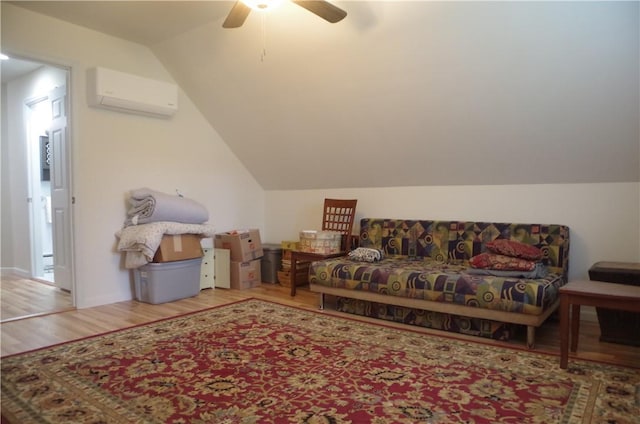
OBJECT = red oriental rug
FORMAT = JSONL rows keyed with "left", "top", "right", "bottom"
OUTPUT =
{"left": 1, "top": 299, "right": 639, "bottom": 423}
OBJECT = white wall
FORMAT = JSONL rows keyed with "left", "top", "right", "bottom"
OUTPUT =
{"left": 265, "top": 183, "right": 640, "bottom": 281}
{"left": 2, "top": 4, "right": 265, "bottom": 308}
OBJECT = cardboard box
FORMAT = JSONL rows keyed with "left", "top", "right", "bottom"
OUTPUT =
{"left": 153, "top": 234, "right": 203, "bottom": 262}
{"left": 230, "top": 259, "right": 262, "bottom": 289}
{"left": 215, "top": 229, "right": 263, "bottom": 262}
{"left": 133, "top": 258, "right": 202, "bottom": 304}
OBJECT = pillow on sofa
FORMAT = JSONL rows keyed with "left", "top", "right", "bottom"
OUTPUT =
{"left": 469, "top": 252, "right": 537, "bottom": 271}
{"left": 348, "top": 247, "right": 384, "bottom": 263}
{"left": 486, "top": 239, "right": 543, "bottom": 261}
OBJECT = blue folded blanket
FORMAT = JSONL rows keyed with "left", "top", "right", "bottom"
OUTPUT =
{"left": 125, "top": 188, "right": 209, "bottom": 226}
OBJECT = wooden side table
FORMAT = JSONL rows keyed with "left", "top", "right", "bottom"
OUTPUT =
{"left": 559, "top": 280, "right": 640, "bottom": 369}
{"left": 290, "top": 250, "right": 344, "bottom": 296}
{"left": 588, "top": 261, "right": 640, "bottom": 346}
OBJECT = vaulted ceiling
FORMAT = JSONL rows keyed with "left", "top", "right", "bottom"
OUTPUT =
{"left": 6, "top": 1, "right": 639, "bottom": 190}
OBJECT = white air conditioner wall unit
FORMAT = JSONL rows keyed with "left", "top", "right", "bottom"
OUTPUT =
{"left": 87, "top": 67, "right": 178, "bottom": 118}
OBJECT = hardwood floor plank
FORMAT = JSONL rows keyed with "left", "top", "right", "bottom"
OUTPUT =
{"left": 1, "top": 283, "right": 638, "bottom": 369}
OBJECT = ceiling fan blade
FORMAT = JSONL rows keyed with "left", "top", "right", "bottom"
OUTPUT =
{"left": 222, "top": 1, "right": 252, "bottom": 28}
{"left": 292, "top": 1, "right": 347, "bottom": 23}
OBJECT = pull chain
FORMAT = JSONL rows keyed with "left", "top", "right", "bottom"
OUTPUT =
{"left": 261, "top": 12, "right": 267, "bottom": 62}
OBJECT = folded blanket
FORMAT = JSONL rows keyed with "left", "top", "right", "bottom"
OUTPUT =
{"left": 115, "top": 222, "right": 216, "bottom": 269}
{"left": 469, "top": 252, "right": 537, "bottom": 271}
{"left": 465, "top": 262, "right": 549, "bottom": 279}
{"left": 125, "top": 188, "right": 209, "bottom": 226}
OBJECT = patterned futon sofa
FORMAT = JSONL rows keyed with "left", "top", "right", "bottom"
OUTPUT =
{"left": 309, "top": 218, "right": 570, "bottom": 347}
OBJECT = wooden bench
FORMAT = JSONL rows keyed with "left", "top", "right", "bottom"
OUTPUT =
{"left": 559, "top": 280, "right": 640, "bottom": 369}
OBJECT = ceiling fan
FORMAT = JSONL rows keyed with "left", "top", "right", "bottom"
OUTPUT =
{"left": 222, "top": 0, "right": 347, "bottom": 28}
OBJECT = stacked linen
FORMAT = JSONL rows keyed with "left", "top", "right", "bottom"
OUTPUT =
{"left": 124, "top": 188, "right": 209, "bottom": 227}
{"left": 116, "top": 188, "right": 214, "bottom": 268}
{"left": 116, "top": 221, "right": 215, "bottom": 269}
{"left": 467, "top": 239, "right": 548, "bottom": 279}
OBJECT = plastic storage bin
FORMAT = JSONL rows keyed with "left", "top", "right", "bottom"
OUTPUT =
{"left": 261, "top": 243, "right": 282, "bottom": 283}
{"left": 133, "top": 257, "right": 202, "bottom": 304}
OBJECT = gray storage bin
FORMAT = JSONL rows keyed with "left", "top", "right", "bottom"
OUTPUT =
{"left": 261, "top": 243, "right": 282, "bottom": 283}
{"left": 133, "top": 257, "right": 202, "bottom": 304}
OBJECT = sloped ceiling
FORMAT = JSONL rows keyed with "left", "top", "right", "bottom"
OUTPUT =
{"left": 8, "top": 1, "right": 640, "bottom": 190}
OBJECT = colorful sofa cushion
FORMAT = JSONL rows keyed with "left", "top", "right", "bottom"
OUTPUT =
{"left": 356, "top": 219, "right": 569, "bottom": 277}
{"left": 310, "top": 256, "right": 563, "bottom": 315}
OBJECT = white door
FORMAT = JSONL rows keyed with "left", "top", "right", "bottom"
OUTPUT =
{"left": 49, "top": 86, "right": 73, "bottom": 291}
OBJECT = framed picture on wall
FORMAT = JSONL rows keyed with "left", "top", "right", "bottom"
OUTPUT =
{"left": 40, "top": 135, "right": 50, "bottom": 181}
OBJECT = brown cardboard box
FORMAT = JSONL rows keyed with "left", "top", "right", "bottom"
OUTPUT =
{"left": 230, "top": 259, "right": 262, "bottom": 289}
{"left": 153, "top": 234, "right": 203, "bottom": 263}
{"left": 214, "top": 229, "right": 263, "bottom": 262}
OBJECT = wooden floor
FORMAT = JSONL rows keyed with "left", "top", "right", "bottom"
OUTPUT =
{"left": 1, "top": 275, "right": 74, "bottom": 322}
{"left": 1, "top": 282, "right": 639, "bottom": 368}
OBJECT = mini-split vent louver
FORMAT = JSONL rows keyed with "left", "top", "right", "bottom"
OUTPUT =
{"left": 87, "top": 67, "right": 178, "bottom": 118}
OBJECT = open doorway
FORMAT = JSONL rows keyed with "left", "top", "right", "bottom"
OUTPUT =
{"left": 1, "top": 55, "right": 74, "bottom": 321}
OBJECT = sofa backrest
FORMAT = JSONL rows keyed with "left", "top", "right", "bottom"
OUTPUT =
{"left": 359, "top": 218, "right": 570, "bottom": 280}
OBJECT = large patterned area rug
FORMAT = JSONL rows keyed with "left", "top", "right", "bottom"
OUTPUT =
{"left": 1, "top": 299, "right": 638, "bottom": 423}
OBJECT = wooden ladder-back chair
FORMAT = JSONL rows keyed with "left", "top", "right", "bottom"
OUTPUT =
{"left": 290, "top": 199, "right": 357, "bottom": 296}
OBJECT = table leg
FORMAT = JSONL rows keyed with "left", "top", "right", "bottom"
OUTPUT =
{"left": 570, "top": 304, "right": 580, "bottom": 352}
{"left": 290, "top": 253, "right": 297, "bottom": 297}
{"left": 559, "top": 293, "right": 570, "bottom": 369}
